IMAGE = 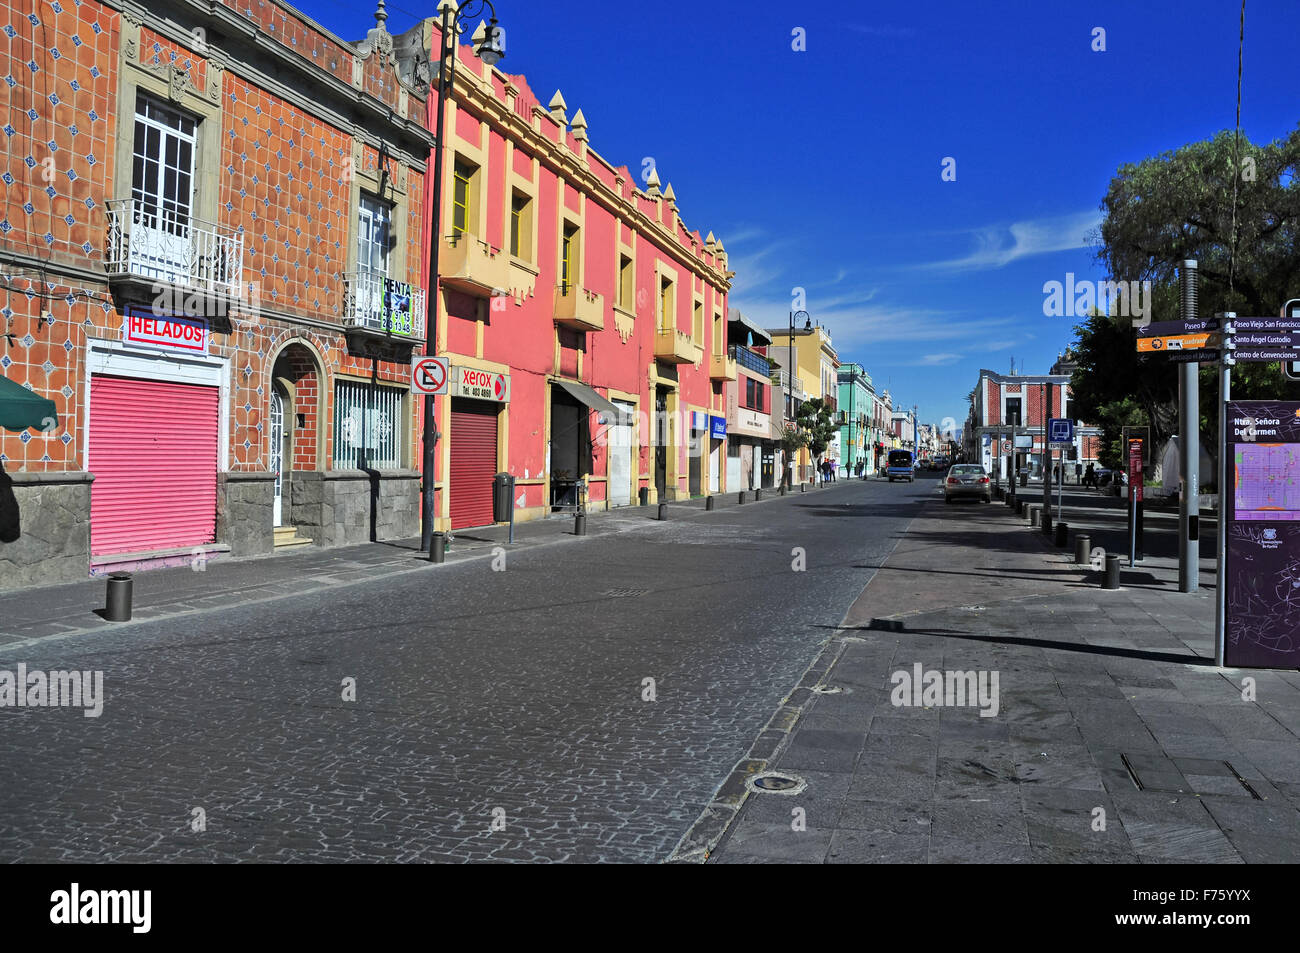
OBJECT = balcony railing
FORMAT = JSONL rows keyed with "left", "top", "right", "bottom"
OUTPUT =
{"left": 105, "top": 198, "right": 243, "bottom": 297}
{"left": 771, "top": 367, "right": 805, "bottom": 397}
{"left": 441, "top": 232, "right": 510, "bottom": 296}
{"left": 730, "top": 344, "right": 772, "bottom": 376}
{"left": 654, "top": 326, "right": 699, "bottom": 364}
{"left": 554, "top": 285, "right": 604, "bottom": 332}
{"left": 709, "top": 350, "right": 737, "bottom": 381}
{"left": 341, "top": 271, "right": 426, "bottom": 339}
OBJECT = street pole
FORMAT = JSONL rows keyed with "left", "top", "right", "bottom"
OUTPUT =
{"left": 1178, "top": 260, "right": 1200, "bottom": 592}
{"left": 1215, "top": 314, "right": 1233, "bottom": 667}
{"left": 420, "top": 5, "right": 455, "bottom": 557}
{"left": 1041, "top": 382, "right": 1051, "bottom": 516}
{"left": 787, "top": 311, "right": 793, "bottom": 487}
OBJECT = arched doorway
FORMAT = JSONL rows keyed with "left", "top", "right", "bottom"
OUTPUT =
{"left": 268, "top": 342, "right": 322, "bottom": 545}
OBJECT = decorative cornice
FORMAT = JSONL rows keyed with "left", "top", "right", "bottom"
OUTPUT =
{"left": 448, "top": 65, "right": 730, "bottom": 293}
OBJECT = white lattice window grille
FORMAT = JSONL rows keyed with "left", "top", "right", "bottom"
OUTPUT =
{"left": 334, "top": 381, "right": 404, "bottom": 470}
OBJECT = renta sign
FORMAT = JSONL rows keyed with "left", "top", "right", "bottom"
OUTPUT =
{"left": 122, "top": 309, "right": 208, "bottom": 353}
{"left": 450, "top": 365, "right": 510, "bottom": 402}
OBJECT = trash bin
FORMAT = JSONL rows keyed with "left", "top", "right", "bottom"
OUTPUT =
{"left": 492, "top": 472, "right": 516, "bottom": 523}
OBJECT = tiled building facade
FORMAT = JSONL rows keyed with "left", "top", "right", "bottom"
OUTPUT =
{"left": 0, "top": 0, "right": 433, "bottom": 586}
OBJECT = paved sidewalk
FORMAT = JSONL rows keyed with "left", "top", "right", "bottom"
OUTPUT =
{"left": 694, "top": 493, "right": 1300, "bottom": 864}
{"left": 0, "top": 483, "right": 827, "bottom": 648}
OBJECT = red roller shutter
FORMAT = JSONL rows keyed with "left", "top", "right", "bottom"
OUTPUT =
{"left": 449, "top": 399, "right": 498, "bottom": 529}
{"left": 89, "top": 374, "right": 219, "bottom": 556}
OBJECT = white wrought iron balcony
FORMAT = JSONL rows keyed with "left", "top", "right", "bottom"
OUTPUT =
{"left": 341, "top": 271, "right": 427, "bottom": 339}
{"left": 105, "top": 198, "right": 243, "bottom": 297}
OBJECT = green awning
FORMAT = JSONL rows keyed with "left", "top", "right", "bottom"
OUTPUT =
{"left": 0, "top": 375, "right": 58, "bottom": 433}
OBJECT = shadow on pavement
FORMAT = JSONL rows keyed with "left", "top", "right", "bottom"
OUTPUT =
{"left": 836, "top": 618, "right": 1215, "bottom": 666}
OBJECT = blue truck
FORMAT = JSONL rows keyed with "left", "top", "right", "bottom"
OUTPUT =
{"left": 886, "top": 449, "right": 915, "bottom": 482}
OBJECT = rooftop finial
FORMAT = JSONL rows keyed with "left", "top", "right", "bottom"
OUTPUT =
{"left": 375, "top": 0, "right": 387, "bottom": 26}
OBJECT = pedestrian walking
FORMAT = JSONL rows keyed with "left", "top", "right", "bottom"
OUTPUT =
{"left": 0, "top": 460, "right": 19, "bottom": 544}
{"left": 1082, "top": 462, "right": 1096, "bottom": 489}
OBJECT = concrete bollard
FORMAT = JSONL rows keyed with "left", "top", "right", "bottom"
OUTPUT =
{"left": 1075, "top": 534, "right": 1092, "bottom": 565}
{"left": 1029, "top": 506, "right": 1040, "bottom": 527}
{"left": 705, "top": 495, "right": 715, "bottom": 511}
{"left": 738, "top": 491, "right": 747, "bottom": 505}
{"left": 658, "top": 502, "right": 668, "bottom": 520}
{"left": 1055, "top": 521, "right": 1068, "bottom": 547}
{"left": 430, "top": 532, "right": 446, "bottom": 563}
{"left": 1103, "top": 553, "right": 1121, "bottom": 589}
{"left": 104, "top": 572, "right": 133, "bottom": 622}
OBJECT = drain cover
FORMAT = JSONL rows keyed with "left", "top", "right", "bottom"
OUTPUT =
{"left": 603, "top": 588, "right": 650, "bottom": 597}
{"left": 747, "top": 772, "right": 807, "bottom": 795}
{"left": 811, "top": 685, "right": 843, "bottom": 695}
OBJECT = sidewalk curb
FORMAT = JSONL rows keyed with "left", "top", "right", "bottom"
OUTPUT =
{"left": 666, "top": 487, "right": 927, "bottom": 864}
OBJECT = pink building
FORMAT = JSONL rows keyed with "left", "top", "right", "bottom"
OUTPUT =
{"left": 405, "top": 20, "right": 733, "bottom": 529}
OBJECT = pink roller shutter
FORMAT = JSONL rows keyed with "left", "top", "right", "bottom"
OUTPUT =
{"left": 89, "top": 375, "right": 219, "bottom": 556}
{"left": 449, "top": 400, "right": 498, "bottom": 530}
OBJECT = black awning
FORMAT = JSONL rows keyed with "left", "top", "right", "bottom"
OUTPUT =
{"left": 553, "top": 380, "right": 624, "bottom": 424}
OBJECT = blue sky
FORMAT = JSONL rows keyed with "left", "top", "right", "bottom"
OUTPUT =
{"left": 309, "top": 0, "right": 1299, "bottom": 430}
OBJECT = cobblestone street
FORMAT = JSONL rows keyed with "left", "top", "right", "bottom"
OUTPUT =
{"left": 0, "top": 480, "right": 925, "bottom": 862}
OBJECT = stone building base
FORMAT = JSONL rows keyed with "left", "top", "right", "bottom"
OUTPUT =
{"left": 0, "top": 470, "right": 93, "bottom": 589}
{"left": 290, "top": 469, "right": 421, "bottom": 546}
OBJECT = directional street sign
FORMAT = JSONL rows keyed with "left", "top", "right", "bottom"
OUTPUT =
{"left": 410, "top": 355, "right": 449, "bottom": 395}
{"left": 1234, "top": 348, "right": 1300, "bottom": 363}
{"left": 1167, "top": 349, "right": 1219, "bottom": 364}
{"left": 1136, "top": 332, "right": 1217, "bottom": 353}
{"left": 1135, "top": 318, "right": 1220, "bottom": 336}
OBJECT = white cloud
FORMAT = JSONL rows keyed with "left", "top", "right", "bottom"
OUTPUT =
{"left": 913, "top": 210, "right": 1101, "bottom": 274}
{"left": 915, "top": 353, "right": 963, "bottom": 366}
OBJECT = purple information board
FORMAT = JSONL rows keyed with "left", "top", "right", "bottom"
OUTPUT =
{"left": 1225, "top": 400, "right": 1300, "bottom": 668}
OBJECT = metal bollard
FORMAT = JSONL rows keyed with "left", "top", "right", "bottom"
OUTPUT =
{"left": 780, "top": 484, "right": 787, "bottom": 496}
{"left": 1029, "top": 506, "right": 1040, "bottom": 527}
{"left": 1103, "top": 553, "right": 1121, "bottom": 589}
{"left": 705, "top": 496, "right": 715, "bottom": 511}
{"left": 575, "top": 510, "right": 587, "bottom": 535}
{"left": 738, "top": 491, "right": 746, "bottom": 504}
{"left": 1075, "top": 534, "right": 1092, "bottom": 565}
{"left": 430, "top": 531, "right": 446, "bottom": 564}
{"left": 104, "top": 572, "right": 133, "bottom": 622}
{"left": 755, "top": 488, "right": 763, "bottom": 501}
{"left": 1041, "top": 511, "right": 1053, "bottom": 535}
{"left": 658, "top": 502, "right": 668, "bottom": 520}
{"left": 1016, "top": 499, "right": 1025, "bottom": 516}
{"left": 1055, "top": 521, "right": 1068, "bottom": 547}
{"left": 800, "top": 483, "right": 806, "bottom": 493}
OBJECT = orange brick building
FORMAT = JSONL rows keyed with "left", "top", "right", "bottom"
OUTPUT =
{"left": 0, "top": 0, "right": 433, "bottom": 586}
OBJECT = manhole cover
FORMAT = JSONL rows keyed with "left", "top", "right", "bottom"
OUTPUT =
{"left": 811, "top": 685, "right": 843, "bottom": 695}
{"left": 746, "top": 772, "right": 807, "bottom": 795}
{"left": 603, "top": 588, "right": 650, "bottom": 598}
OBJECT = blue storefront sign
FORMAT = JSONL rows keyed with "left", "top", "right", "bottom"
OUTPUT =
{"left": 710, "top": 415, "right": 727, "bottom": 439}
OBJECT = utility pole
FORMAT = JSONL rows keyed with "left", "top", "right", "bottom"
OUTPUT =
{"left": 1041, "top": 380, "right": 1051, "bottom": 516}
{"left": 1179, "top": 260, "right": 1200, "bottom": 592}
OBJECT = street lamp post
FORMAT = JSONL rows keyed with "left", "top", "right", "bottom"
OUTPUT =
{"left": 787, "top": 309, "right": 810, "bottom": 487}
{"left": 421, "top": 0, "right": 506, "bottom": 558}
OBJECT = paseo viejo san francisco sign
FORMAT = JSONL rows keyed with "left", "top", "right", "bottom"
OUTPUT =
{"left": 1225, "top": 400, "right": 1300, "bottom": 668}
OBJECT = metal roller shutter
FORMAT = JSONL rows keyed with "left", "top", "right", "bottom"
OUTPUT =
{"left": 449, "top": 399, "right": 498, "bottom": 530}
{"left": 89, "top": 374, "right": 219, "bottom": 556}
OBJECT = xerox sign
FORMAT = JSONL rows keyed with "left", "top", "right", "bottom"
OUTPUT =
{"left": 450, "top": 366, "right": 511, "bottom": 402}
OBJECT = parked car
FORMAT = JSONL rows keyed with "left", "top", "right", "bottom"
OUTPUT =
{"left": 944, "top": 464, "right": 992, "bottom": 503}
{"left": 1095, "top": 468, "right": 1115, "bottom": 488}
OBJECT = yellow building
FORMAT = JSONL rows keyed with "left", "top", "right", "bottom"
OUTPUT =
{"left": 763, "top": 323, "right": 839, "bottom": 483}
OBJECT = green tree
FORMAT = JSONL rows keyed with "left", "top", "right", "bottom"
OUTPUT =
{"left": 794, "top": 397, "right": 837, "bottom": 465}
{"left": 1073, "top": 126, "right": 1300, "bottom": 473}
